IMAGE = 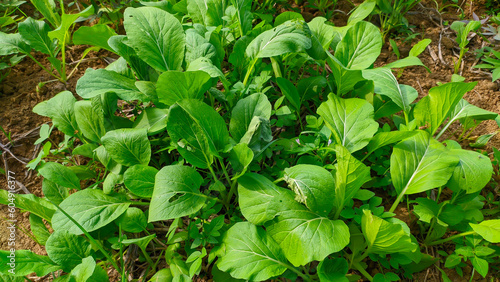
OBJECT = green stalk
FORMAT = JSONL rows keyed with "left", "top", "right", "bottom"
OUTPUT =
{"left": 353, "top": 261, "right": 373, "bottom": 281}
{"left": 389, "top": 191, "right": 406, "bottom": 213}
{"left": 26, "top": 53, "right": 62, "bottom": 81}
{"left": 119, "top": 224, "right": 126, "bottom": 282}
{"left": 243, "top": 57, "right": 258, "bottom": 86}
{"left": 426, "top": 231, "right": 476, "bottom": 246}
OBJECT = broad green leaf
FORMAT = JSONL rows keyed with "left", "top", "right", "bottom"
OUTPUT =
{"left": 101, "top": 128, "right": 151, "bottom": 167}
{"left": 69, "top": 256, "right": 97, "bottom": 282}
{"left": 156, "top": 71, "right": 211, "bottom": 106}
{"left": 413, "top": 82, "right": 477, "bottom": 135}
{"left": 334, "top": 21, "right": 382, "bottom": 70}
{"left": 186, "top": 57, "right": 225, "bottom": 78}
{"left": 76, "top": 68, "right": 146, "bottom": 101}
{"left": 39, "top": 162, "right": 80, "bottom": 190}
{"left": 187, "top": 0, "right": 224, "bottom": 27}
{"left": 246, "top": 20, "right": 311, "bottom": 59}
{"left": 31, "top": 0, "right": 60, "bottom": 27}
{"left": 123, "top": 165, "right": 157, "bottom": 198}
{"left": 390, "top": 131, "right": 458, "bottom": 196}
{"left": 276, "top": 77, "right": 301, "bottom": 112}
{"left": 52, "top": 189, "right": 130, "bottom": 234}
{"left": 409, "top": 39, "right": 432, "bottom": 57}
{"left": 0, "top": 250, "right": 59, "bottom": 276}
{"left": 446, "top": 148, "right": 493, "bottom": 193}
{"left": 471, "top": 257, "right": 488, "bottom": 278}
{"left": 103, "top": 172, "right": 122, "bottom": 194}
{"left": 229, "top": 0, "right": 253, "bottom": 36}
{"left": 326, "top": 53, "right": 365, "bottom": 96}
{"left": 46, "top": 230, "right": 92, "bottom": 271}
{"left": 366, "top": 130, "right": 418, "bottom": 154}
{"left": 124, "top": 7, "right": 185, "bottom": 71}
{"left": 73, "top": 24, "right": 117, "bottom": 52}
{"left": 18, "top": 17, "right": 56, "bottom": 56}
{"left": 308, "top": 17, "right": 335, "bottom": 50}
{"left": 265, "top": 202, "right": 350, "bottom": 266}
{"left": 133, "top": 107, "right": 169, "bottom": 136}
{"left": 115, "top": 207, "right": 147, "bottom": 233}
{"left": 94, "top": 145, "right": 123, "bottom": 175}
{"left": 74, "top": 100, "right": 106, "bottom": 143}
{"left": 0, "top": 32, "right": 30, "bottom": 55}
{"left": 34, "top": 91, "right": 78, "bottom": 136}
{"left": 0, "top": 190, "right": 55, "bottom": 221}
{"left": 333, "top": 145, "right": 371, "bottom": 216}
{"left": 167, "top": 99, "right": 229, "bottom": 168}
{"left": 149, "top": 165, "right": 206, "bottom": 221}
{"left": 149, "top": 269, "right": 173, "bottom": 282}
{"left": 239, "top": 116, "right": 273, "bottom": 154}
{"left": 42, "top": 178, "right": 68, "bottom": 205}
{"left": 230, "top": 93, "right": 272, "bottom": 143}
{"left": 274, "top": 11, "right": 303, "bottom": 26}
{"left": 317, "top": 93, "right": 378, "bottom": 153}
{"left": 361, "top": 210, "right": 416, "bottom": 254}
{"left": 29, "top": 214, "right": 51, "bottom": 245}
{"left": 217, "top": 222, "right": 288, "bottom": 281}
{"left": 317, "top": 258, "right": 349, "bottom": 282}
{"left": 447, "top": 99, "right": 498, "bottom": 127}
{"left": 362, "top": 67, "right": 418, "bottom": 113}
{"left": 383, "top": 56, "right": 427, "bottom": 70}
{"left": 284, "top": 164, "right": 335, "bottom": 215}
{"left": 470, "top": 220, "right": 500, "bottom": 243}
{"left": 107, "top": 35, "right": 152, "bottom": 81}
{"left": 184, "top": 27, "right": 219, "bottom": 65}
{"left": 121, "top": 234, "right": 156, "bottom": 252}
{"left": 347, "top": 0, "right": 376, "bottom": 25}
{"left": 229, "top": 143, "right": 254, "bottom": 175}
{"left": 237, "top": 173, "right": 288, "bottom": 225}
{"left": 48, "top": 6, "right": 94, "bottom": 44}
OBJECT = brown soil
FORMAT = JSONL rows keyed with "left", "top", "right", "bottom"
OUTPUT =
{"left": 0, "top": 0, "right": 499, "bottom": 281}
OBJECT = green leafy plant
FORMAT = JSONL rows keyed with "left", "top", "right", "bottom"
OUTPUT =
{"left": 1, "top": 3, "right": 500, "bottom": 282}
{"left": 474, "top": 47, "right": 500, "bottom": 82}
{"left": 451, "top": 20, "right": 481, "bottom": 74}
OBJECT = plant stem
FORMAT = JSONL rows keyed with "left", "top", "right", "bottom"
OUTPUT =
{"left": 26, "top": 53, "right": 62, "bottom": 81}
{"left": 389, "top": 191, "right": 406, "bottom": 213}
{"left": 353, "top": 261, "right": 373, "bottom": 281}
{"left": 426, "top": 231, "right": 476, "bottom": 246}
{"left": 243, "top": 57, "right": 258, "bottom": 86}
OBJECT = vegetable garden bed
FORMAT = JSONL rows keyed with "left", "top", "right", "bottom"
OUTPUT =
{"left": 0, "top": 0, "right": 499, "bottom": 281}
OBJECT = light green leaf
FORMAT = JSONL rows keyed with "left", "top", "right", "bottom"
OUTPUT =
{"left": 70, "top": 256, "right": 98, "bottom": 282}
{"left": 246, "top": 20, "right": 311, "bottom": 59}
{"left": 237, "top": 173, "right": 288, "bottom": 225}
{"left": 470, "top": 220, "right": 500, "bottom": 243}
{"left": 308, "top": 17, "right": 335, "bottom": 50}
{"left": 156, "top": 71, "right": 211, "bottom": 106}
{"left": 333, "top": 145, "right": 371, "bottom": 216}
{"left": 414, "top": 82, "right": 477, "bottom": 135}
{"left": 101, "top": 128, "right": 152, "bottom": 167}
{"left": 187, "top": 0, "right": 224, "bottom": 27}
{"left": 317, "top": 93, "right": 378, "bottom": 153}
{"left": 217, "top": 222, "right": 288, "bottom": 281}
{"left": 185, "top": 28, "right": 218, "bottom": 66}
{"left": 362, "top": 67, "right": 418, "bottom": 113}
{"left": 361, "top": 210, "right": 417, "bottom": 254}
{"left": 94, "top": 145, "right": 123, "bottom": 175}
{"left": 0, "top": 250, "right": 59, "bottom": 276}
{"left": 284, "top": 164, "right": 335, "bottom": 216}
{"left": 0, "top": 190, "right": 55, "bottom": 221}
{"left": 0, "top": 32, "right": 30, "bottom": 55}
{"left": 76, "top": 68, "right": 145, "bottom": 101}
{"left": 366, "top": 130, "right": 418, "bottom": 154}
{"left": 471, "top": 256, "right": 488, "bottom": 278}
{"left": 265, "top": 203, "right": 350, "bottom": 266}
{"left": 133, "top": 107, "right": 169, "bottom": 136}
{"left": 167, "top": 99, "right": 229, "bottom": 168}
{"left": 149, "top": 165, "right": 206, "bottom": 222}
{"left": 51, "top": 189, "right": 130, "bottom": 234}
{"left": 115, "top": 207, "right": 147, "bottom": 233}
{"left": 276, "top": 77, "right": 301, "bottom": 112}
{"left": 186, "top": 57, "right": 225, "bottom": 78}
{"left": 29, "top": 214, "right": 51, "bottom": 245}
{"left": 46, "top": 230, "right": 92, "bottom": 271}
{"left": 48, "top": 6, "right": 94, "bottom": 44}
{"left": 74, "top": 100, "right": 106, "bottom": 143}
{"left": 230, "top": 93, "right": 272, "bottom": 143}
{"left": 383, "top": 56, "right": 427, "bottom": 70}
{"left": 124, "top": 7, "right": 185, "bottom": 72}
{"left": 39, "top": 162, "right": 80, "bottom": 190}
{"left": 448, "top": 99, "right": 498, "bottom": 126}
{"left": 73, "top": 24, "right": 117, "bottom": 52}
{"left": 18, "top": 17, "right": 56, "bottom": 56}
{"left": 347, "top": 0, "right": 376, "bottom": 25}
{"left": 42, "top": 178, "right": 69, "bottom": 205}
{"left": 229, "top": 143, "right": 254, "bottom": 175}
{"left": 326, "top": 53, "right": 366, "bottom": 96}
{"left": 390, "top": 131, "right": 458, "bottom": 196}
{"left": 317, "top": 258, "right": 349, "bottom": 282}
{"left": 123, "top": 165, "right": 157, "bottom": 198}
{"left": 33, "top": 91, "right": 78, "bottom": 136}
{"left": 446, "top": 148, "right": 493, "bottom": 193}
{"left": 334, "top": 21, "right": 382, "bottom": 70}
{"left": 274, "top": 11, "right": 303, "bottom": 26}
{"left": 31, "top": 0, "right": 60, "bottom": 27}
{"left": 409, "top": 39, "right": 432, "bottom": 57}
